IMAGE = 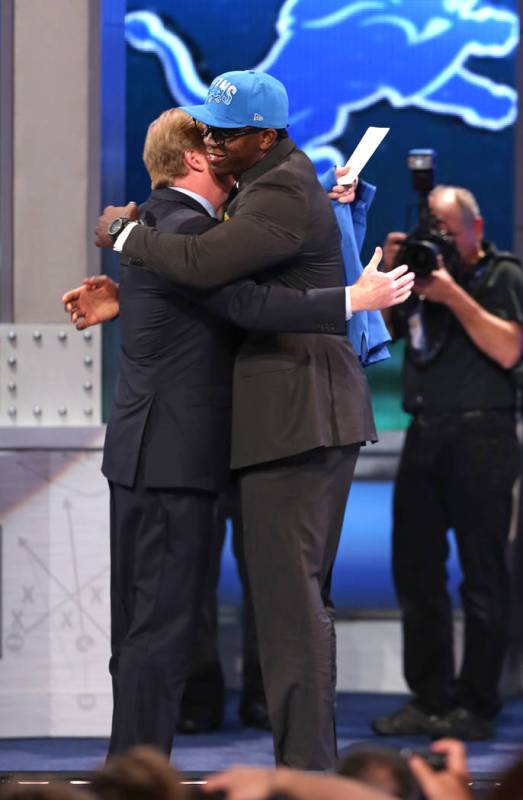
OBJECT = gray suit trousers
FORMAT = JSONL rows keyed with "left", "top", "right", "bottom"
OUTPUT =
{"left": 240, "top": 444, "right": 360, "bottom": 770}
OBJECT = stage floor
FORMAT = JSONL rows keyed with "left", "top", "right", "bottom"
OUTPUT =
{"left": 0, "top": 692, "right": 521, "bottom": 780}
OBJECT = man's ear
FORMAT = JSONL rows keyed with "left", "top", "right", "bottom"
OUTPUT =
{"left": 474, "top": 215, "right": 485, "bottom": 242}
{"left": 184, "top": 149, "right": 207, "bottom": 172}
{"left": 259, "top": 129, "right": 278, "bottom": 152}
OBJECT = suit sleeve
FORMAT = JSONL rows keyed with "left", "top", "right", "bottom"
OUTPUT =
{"left": 182, "top": 281, "right": 347, "bottom": 333}
{"left": 122, "top": 172, "right": 309, "bottom": 289}
{"left": 144, "top": 197, "right": 346, "bottom": 332}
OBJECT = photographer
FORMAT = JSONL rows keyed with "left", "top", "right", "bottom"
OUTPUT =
{"left": 373, "top": 185, "right": 523, "bottom": 740}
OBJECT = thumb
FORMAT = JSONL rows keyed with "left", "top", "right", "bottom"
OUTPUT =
{"left": 364, "top": 246, "right": 382, "bottom": 272}
{"left": 125, "top": 201, "right": 138, "bottom": 220}
{"left": 335, "top": 165, "right": 350, "bottom": 179}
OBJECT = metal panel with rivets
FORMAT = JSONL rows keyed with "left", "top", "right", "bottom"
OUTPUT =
{"left": 0, "top": 324, "right": 101, "bottom": 426}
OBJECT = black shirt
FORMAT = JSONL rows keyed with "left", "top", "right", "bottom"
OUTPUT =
{"left": 392, "top": 243, "right": 523, "bottom": 414}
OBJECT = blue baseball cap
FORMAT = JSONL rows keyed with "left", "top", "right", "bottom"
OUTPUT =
{"left": 180, "top": 70, "right": 289, "bottom": 129}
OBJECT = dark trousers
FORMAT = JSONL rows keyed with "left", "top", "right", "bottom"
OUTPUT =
{"left": 108, "top": 472, "right": 215, "bottom": 755}
{"left": 181, "top": 485, "right": 265, "bottom": 721}
{"left": 393, "top": 412, "right": 519, "bottom": 719}
{"left": 240, "top": 444, "right": 360, "bottom": 770}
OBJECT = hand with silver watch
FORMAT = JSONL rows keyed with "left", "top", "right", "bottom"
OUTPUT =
{"left": 94, "top": 202, "right": 141, "bottom": 248}
{"left": 108, "top": 216, "right": 144, "bottom": 244}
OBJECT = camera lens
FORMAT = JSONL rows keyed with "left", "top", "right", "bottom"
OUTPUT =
{"left": 403, "top": 239, "right": 439, "bottom": 277}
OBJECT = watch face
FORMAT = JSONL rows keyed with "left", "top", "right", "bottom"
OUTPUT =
{"left": 108, "top": 217, "right": 125, "bottom": 236}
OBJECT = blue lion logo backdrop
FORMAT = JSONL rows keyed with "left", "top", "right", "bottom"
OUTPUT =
{"left": 125, "top": 0, "right": 518, "bottom": 237}
{"left": 124, "top": 0, "right": 518, "bottom": 609}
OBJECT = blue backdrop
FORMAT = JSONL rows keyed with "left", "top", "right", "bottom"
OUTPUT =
{"left": 125, "top": 0, "right": 518, "bottom": 258}
{"left": 120, "top": 0, "right": 518, "bottom": 609}
{"left": 217, "top": 480, "right": 463, "bottom": 612}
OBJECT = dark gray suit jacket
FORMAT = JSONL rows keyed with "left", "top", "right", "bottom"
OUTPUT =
{"left": 122, "top": 143, "right": 377, "bottom": 469}
{"left": 104, "top": 187, "right": 349, "bottom": 487}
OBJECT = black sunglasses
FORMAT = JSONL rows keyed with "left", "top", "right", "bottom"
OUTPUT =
{"left": 196, "top": 122, "right": 262, "bottom": 148}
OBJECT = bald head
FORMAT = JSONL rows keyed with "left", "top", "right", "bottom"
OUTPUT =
{"left": 429, "top": 185, "right": 484, "bottom": 267}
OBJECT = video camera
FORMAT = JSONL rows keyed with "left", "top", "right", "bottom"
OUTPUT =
{"left": 395, "top": 149, "right": 459, "bottom": 277}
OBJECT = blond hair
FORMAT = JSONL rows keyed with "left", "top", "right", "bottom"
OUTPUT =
{"left": 142, "top": 108, "right": 204, "bottom": 189}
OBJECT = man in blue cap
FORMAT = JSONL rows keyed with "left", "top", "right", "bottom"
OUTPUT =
{"left": 95, "top": 70, "right": 412, "bottom": 770}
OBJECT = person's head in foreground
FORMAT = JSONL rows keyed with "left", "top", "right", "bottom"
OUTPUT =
{"left": 338, "top": 746, "right": 418, "bottom": 800}
{"left": 180, "top": 70, "right": 289, "bottom": 179}
{"left": 89, "top": 746, "right": 187, "bottom": 800}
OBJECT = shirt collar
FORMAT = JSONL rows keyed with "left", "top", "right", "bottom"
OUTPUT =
{"left": 168, "top": 186, "right": 218, "bottom": 219}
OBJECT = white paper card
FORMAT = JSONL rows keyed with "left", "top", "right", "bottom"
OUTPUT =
{"left": 337, "top": 126, "right": 390, "bottom": 185}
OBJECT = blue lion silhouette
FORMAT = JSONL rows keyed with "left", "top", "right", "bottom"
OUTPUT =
{"left": 125, "top": 0, "right": 518, "bottom": 167}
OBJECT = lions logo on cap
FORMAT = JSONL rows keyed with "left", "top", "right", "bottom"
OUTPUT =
{"left": 206, "top": 77, "right": 238, "bottom": 106}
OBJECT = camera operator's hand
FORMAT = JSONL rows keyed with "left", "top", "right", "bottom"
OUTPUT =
{"left": 327, "top": 166, "right": 359, "bottom": 204}
{"left": 351, "top": 247, "right": 415, "bottom": 312}
{"left": 408, "top": 739, "right": 472, "bottom": 800}
{"left": 414, "top": 260, "right": 458, "bottom": 306}
{"left": 414, "top": 259, "right": 523, "bottom": 368}
{"left": 382, "top": 231, "right": 407, "bottom": 271}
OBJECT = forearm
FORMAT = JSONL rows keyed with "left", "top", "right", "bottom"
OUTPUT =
{"left": 177, "top": 282, "right": 347, "bottom": 332}
{"left": 447, "top": 287, "right": 523, "bottom": 369}
{"left": 122, "top": 209, "right": 304, "bottom": 289}
{"left": 220, "top": 284, "right": 347, "bottom": 332}
{"left": 272, "top": 769, "right": 390, "bottom": 800}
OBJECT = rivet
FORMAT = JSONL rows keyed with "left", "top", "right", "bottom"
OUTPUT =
{"left": 58, "top": 330, "right": 67, "bottom": 341}
{"left": 58, "top": 406, "right": 67, "bottom": 416}
{"left": 33, "top": 330, "right": 42, "bottom": 341}
{"left": 33, "top": 406, "right": 42, "bottom": 417}
{"left": 83, "top": 407, "right": 93, "bottom": 416}
{"left": 7, "top": 407, "right": 17, "bottom": 417}
{"left": 83, "top": 330, "right": 93, "bottom": 341}
{"left": 83, "top": 381, "right": 93, "bottom": 391}
{"left": 7, "top": 331, "right": 17, "bottom": 342}
{"left": 83, "top": 355, "right": 93, "bottom": 366}
{"left": 7, "top": 382, "right": 16, "bottom": 392}
{"left": 7, "top": 356, "right": 17, "bottom": 367}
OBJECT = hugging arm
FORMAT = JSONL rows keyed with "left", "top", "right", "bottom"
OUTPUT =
{"left": 121, "top": 174, "right": 309, "bottom": 288}
{"left": 181, "top": 281, "right": 347, "bottom": 333}
{"left": 63, "top": 274, "right": 347, "bottom": 334}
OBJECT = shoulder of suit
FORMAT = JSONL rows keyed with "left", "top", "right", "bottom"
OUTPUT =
{"left": 247, "top": 157, "right": 313, "bottom": 196}
{"left": 274, "top": 149, "right": 318, "bottom": 190}
{"left": 139, "top": 190, "right": 217, "bottom": 235}
{"left": 156, "top": 207, "right": 218, "bottom": 236}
